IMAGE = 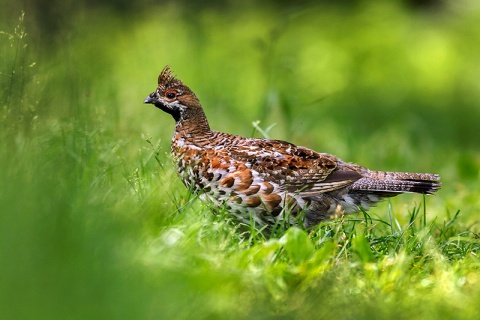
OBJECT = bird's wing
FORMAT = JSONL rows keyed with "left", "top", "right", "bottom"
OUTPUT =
{"left": 226, "top": 138, "right": 363, "bottom": 194}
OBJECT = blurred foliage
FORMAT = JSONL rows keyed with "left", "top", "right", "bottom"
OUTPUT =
{"left": 1, "top": 0, "right": 480, "bottom": 319}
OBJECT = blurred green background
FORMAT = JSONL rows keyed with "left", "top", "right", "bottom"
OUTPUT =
{"left": 1, "top": 0, "right": 479, "bottom": 319}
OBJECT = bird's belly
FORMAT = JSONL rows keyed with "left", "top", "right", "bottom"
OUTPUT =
{"left": 176, "top": 161, "right": 309, "bottom": 226}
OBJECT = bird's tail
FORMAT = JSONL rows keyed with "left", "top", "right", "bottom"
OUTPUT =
{"left": 349, "top": 171, "right": 441, "bottom": 195}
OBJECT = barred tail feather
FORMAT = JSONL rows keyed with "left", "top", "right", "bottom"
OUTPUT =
{"left": 350, "top": 171, "right": 441, "bottom": 195}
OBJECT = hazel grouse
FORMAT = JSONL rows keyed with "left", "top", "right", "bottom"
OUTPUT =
{"left": 144, "top": 66, "right": 441, "bottom": 227}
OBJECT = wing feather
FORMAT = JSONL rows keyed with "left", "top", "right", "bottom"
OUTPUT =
{"left": 223, "top": 137, "right": 363, "bottom": 194}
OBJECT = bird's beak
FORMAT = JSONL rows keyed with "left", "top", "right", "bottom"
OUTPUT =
{"left": 145, "top": 90, "right": 161, "bottom": 104}
{"left": 144, "top": 95, "right": 154, "bottom": 104}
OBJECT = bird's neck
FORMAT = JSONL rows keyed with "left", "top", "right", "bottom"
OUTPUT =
{"left": 174, "top": 108, "right": 211, "bottom": 143}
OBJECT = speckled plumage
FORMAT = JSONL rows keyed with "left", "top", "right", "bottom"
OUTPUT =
{"left": 144, "top": 66, "right": 441, "bottom": 227}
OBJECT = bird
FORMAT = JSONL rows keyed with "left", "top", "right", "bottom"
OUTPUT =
{"left": 143, "top": 66, "right": 441, "bottom": 228}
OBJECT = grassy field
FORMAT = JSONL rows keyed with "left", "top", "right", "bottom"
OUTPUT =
{"left": 1, "top": 2, "right": 480, "bottom": 319}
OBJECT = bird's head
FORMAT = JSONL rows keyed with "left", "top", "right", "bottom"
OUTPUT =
{"left": 144, "top": 66, "right": 203, "bottom": 123}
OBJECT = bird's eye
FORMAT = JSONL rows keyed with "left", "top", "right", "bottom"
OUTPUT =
{"left": 165, "top": 90, "right": 177, "bottom": 99}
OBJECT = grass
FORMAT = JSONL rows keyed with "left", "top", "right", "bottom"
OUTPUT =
{"left": 1, "top": 3, "right": 480, "bottom": 319}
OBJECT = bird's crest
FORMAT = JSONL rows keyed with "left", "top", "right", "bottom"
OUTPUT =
{"left": 157, "top": 65, "right": 183, "bottom": 91}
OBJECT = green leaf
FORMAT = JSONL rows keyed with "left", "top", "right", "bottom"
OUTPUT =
{"left": 281, "top": 227, "right": 315, "bottom": 265}
{"left": 353, "top": 235, "right": 375, "bottom": 263}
